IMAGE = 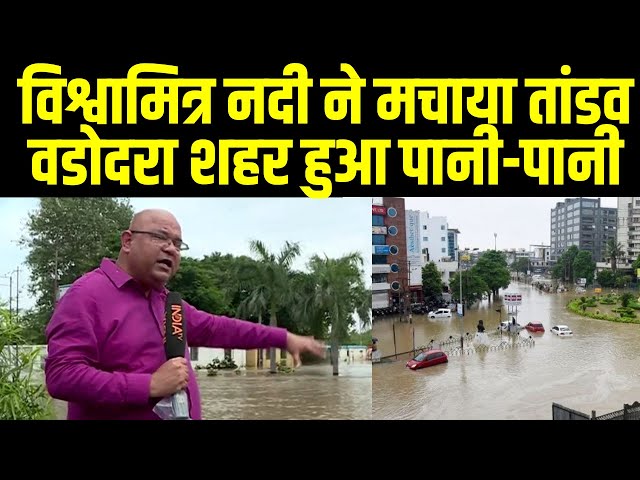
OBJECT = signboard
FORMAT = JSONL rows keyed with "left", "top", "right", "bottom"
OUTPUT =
{"left": 372, "top": 226, "right": 387, "bottom": 235}
{"left": 372, "top": 205, "right": 387, "bottom": 215}
{"left": 504, "top": 292, "right": 522, "bottom": 305}
{"left": 406, "top": 210, "right": 420, "bottom": 256}
{"left": 594, "top": 287, "right": 602, "bottom": 294}
{"left": 577, "top": 278, "right": 586, "bottom": 286}
{"left": 373, "top": 245, "right": 390, "bottom": 255}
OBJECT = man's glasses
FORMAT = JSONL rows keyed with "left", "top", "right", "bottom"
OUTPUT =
{"left": 130, "top": 230, "right": 189, "bottom": 251}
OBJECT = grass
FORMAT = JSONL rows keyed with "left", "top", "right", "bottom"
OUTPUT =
{"left": 567, "top": 293, "right": 640, "bottom": 324}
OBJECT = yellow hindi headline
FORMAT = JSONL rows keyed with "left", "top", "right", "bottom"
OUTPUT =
{"left": 17, "top": 62, "right": 635, "bottom": 197}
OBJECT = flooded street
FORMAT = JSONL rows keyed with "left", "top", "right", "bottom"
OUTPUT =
{"left": 373, "top": 282, "right": 640, "bottom": 420}
{"left": 199, "top": 362, "right": 371, "bottom": 420}
{"left": 52, "top": 361, "right": 371, "bottom": 420}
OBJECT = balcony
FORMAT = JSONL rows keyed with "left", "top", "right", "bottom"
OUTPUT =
{"left": 372, "top": 282, "right": 390, "bottom": 292}
{"left": 372, "top": 264, "right": 391, "bottom": 274}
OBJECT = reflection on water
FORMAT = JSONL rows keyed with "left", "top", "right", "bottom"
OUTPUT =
{"left": 373, "top": 282, "right": 640, "bottom": 420}
{"left": 200, "top": 363, "right": 371, "bottom": 420}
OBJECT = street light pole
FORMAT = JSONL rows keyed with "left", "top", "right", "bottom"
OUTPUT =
{"left": 459, "top": 249, "right": 464, "bottom": 351}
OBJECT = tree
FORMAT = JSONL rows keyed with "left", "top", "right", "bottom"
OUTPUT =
{"left": 421, "top": 262, "right": 444, "bottom": 303}
{"left": 18, "top": 198, "right": 134, "bottom": 342}
{"left": 596, "top": 269, "right": 615, "bottom": 288}
{"left": 631, "top": 255, "right": 640, "bottom": 271}
{"left": 605, "top": 239, "right": 624, "bottom": 274}
{"left": 449, "top": 269, "right": 488, "bottom": 308}
{"left": 511, "top": 257, "right": 530, "bottom": 280}
{"left": 472, "top": 250, "right": 510, "bottom": 300}
{"left": 572, "top": 250, "right": 596, "bottom": 285}
{"left": 306, "top": 252, "right": 370, "bottom": 375}
{"left": 167, "top": 257, "right": 228, "bottom": 314}
{"left": 248, "top": 240, "right": 301, "bottom": 373}
{"left": 553, "top": 246, "right": 579, "bottom": 283}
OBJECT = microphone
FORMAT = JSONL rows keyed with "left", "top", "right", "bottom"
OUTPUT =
{"left": 165, "top": 291, "right": 190, "bottom": 420}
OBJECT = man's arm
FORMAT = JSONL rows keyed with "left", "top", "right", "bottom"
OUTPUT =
{"left": 44, "top": 286, "right": 152, "bottom": 407}
{"left": 184, "top": 302, "right": 288, "bottom": 350}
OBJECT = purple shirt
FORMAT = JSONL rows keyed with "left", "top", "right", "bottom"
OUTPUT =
{"left": 45, "top": 258, "right": 288, "bottom": 420}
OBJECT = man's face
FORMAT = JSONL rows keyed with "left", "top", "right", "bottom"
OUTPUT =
{"left": 122, "top": 212, "right": 184, "bottom": 288}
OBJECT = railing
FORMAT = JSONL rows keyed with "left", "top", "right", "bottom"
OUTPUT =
{"left": 552, "top": 401, "right": 640, "bottom": 420}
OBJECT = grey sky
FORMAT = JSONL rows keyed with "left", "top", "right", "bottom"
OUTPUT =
{"left": 403, "top": 197, "right": 618, "bottom": 251}
{"left": 0, "top": 197, "right": 371, "bottom": 312}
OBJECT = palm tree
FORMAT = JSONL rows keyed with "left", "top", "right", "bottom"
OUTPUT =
{"left": 248, "top": 240, "right": 301, "bottom": 373}
{"left": 306, "top": 252, "right": 370, "bottom": 376}
{"left": 605, "top": 239, "right": 624, "bottom": 275}
{"left": 236, "top": 262, "right": 269, "bottom": 369}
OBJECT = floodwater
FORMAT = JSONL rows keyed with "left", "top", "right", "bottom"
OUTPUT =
{"left": 373, "top": 282, "right": 640, "bottom": 420}
{"left": 199, "top": 362, "right": 371, "bottom": 420}
{"left": 52, "top": 361, "right": 371, "bottom": 420}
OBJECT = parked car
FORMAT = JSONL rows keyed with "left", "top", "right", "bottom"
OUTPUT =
{"left": 525, "top": 321, "right": 545, "bottom": 333}
{"left": 551, "top": 325, "right": 573, "bottom": 336}
{"left": 406, "top": 349, "right": 448, "bottom": 370}
{"left": 428, "top": 308, "right": 452, "bottom": 319}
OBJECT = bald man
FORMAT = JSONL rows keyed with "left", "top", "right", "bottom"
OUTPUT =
{"left": 45, "top": 209, "right": 326, "bottom": 420}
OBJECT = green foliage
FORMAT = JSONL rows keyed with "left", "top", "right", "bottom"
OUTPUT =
{"left": 573, "top": 250, "right": 596, "bottom": 285}
{"left": 449, "top": 269, "right": 488, "bottom": 307}
{"left": 620, "top": 293, "right": 634, "bottom": 308}
{"left": 421, "top": 262, "right": 444, "bottom": 302}
{"left": 0, "top": 307, "right": 53, "bottom": 419}
{"left": 596, "top": 269, "right": 616, "bottom": 287}
{"left": 18, "top": 198, "right": 134, "bottom": 336}
{"left": 567, "top": 298, "right": 640, "bottom": 324}
{"left": 511, "top": 257, "right": 530, "bottom": 276}
{"left": 472, "top": 250, "right": 510, "bottom": 295}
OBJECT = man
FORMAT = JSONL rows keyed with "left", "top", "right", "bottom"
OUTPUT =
{"left": 45, "top": 209, "right": 326, "bottom": 420}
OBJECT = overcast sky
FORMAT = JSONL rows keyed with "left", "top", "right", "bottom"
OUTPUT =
{"left": 403, "top": 197, "right": 618, "bottom": 251}
{"left": 0, "top": 197, "right": 371, "bottom": 312}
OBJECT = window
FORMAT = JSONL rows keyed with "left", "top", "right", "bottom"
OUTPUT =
{"left": 372, "top": 273, "right": 388, "bottom": 283}
{"left": 390, "top": 263, "right": 400, "bottom": 273}
{"left": 372, "top": 234, "right": 386, "bottom": 245}
{"left": 391, "top": 281, "right": 400, "bottom": 291}
{"left": 441, "top": 225, "right": 445, "bottom": 230}
{"left": 388, "top": 225, "right": 398, "bottom": 236}
{"left": 372, "top": 255, "right": 387, "bottom": 264}
{"left": 423, "top": 236, "right": 428, "bottom": 241}
{"left": 387, "top": 207, "right": 397, "bottom": 218}
{"left": 441, "top": 236, "right": 445, "bottom": 241}
{"left": 372, "top": 215, "right": 384, "bottom": 226}
{"left": 389, "top": 245, "right": 399, "bottom": 255}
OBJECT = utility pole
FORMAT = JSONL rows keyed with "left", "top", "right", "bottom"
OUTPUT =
{"left": 15, "top": 266, "right": 19, "bottom": 317}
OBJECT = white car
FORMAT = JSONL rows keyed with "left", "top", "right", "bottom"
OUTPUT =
{"left": 551, "top": 325, "right": 573, "bottom": 337}
{"left": 428, "top": 308, "right": 452, "bottom": 319}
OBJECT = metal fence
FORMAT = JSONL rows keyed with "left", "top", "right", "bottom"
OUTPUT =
{"left": 552, "top": 401, "right": 640, "bottom": 420}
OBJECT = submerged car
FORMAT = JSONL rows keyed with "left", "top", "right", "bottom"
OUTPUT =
{"left": 525, "top": 321, "right": 545, "bottom": 333}
{"left": 428, "top": 308, "right": 452, "bottom": 319}
{"left": 551, "top": 325, "right": 573, "bottom": 336}
{"left": 406, "top": 349, "right": 448, "bottom": 370}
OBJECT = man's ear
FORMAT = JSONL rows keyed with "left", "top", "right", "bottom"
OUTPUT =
{"left": 121, "top": 230, "right": 133, "bottom": 253}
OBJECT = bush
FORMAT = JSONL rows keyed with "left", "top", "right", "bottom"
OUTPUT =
{"left": 0, "top": 310, "right": 53, "bottom": 420}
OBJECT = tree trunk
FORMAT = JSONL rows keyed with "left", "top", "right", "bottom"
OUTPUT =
{"left": 331, "top": 337, "right": 339, "bottom": 376}
{"left": 269, "top": 309, "right": 277, "bottom": 374}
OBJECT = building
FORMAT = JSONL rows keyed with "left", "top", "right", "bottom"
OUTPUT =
{"left": 550, "top": 197, "right": 617, "bottom": 263}
{"left": 617, "top": 197, "right": 640, "bottom": 268}
{"left": 448, "top": 228, "right": 460, "bottom": 262}
{"left": 405, "top": 209, "right": 423, "bottom": 289}
{"left": 529, "top": 244, "right": 551, "bottom": 273}
{"left": 372, "top": 197, "right": 408, "bottom": 312}
{"left": 420, "top": 212, "right": 449, "bottom": 264}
